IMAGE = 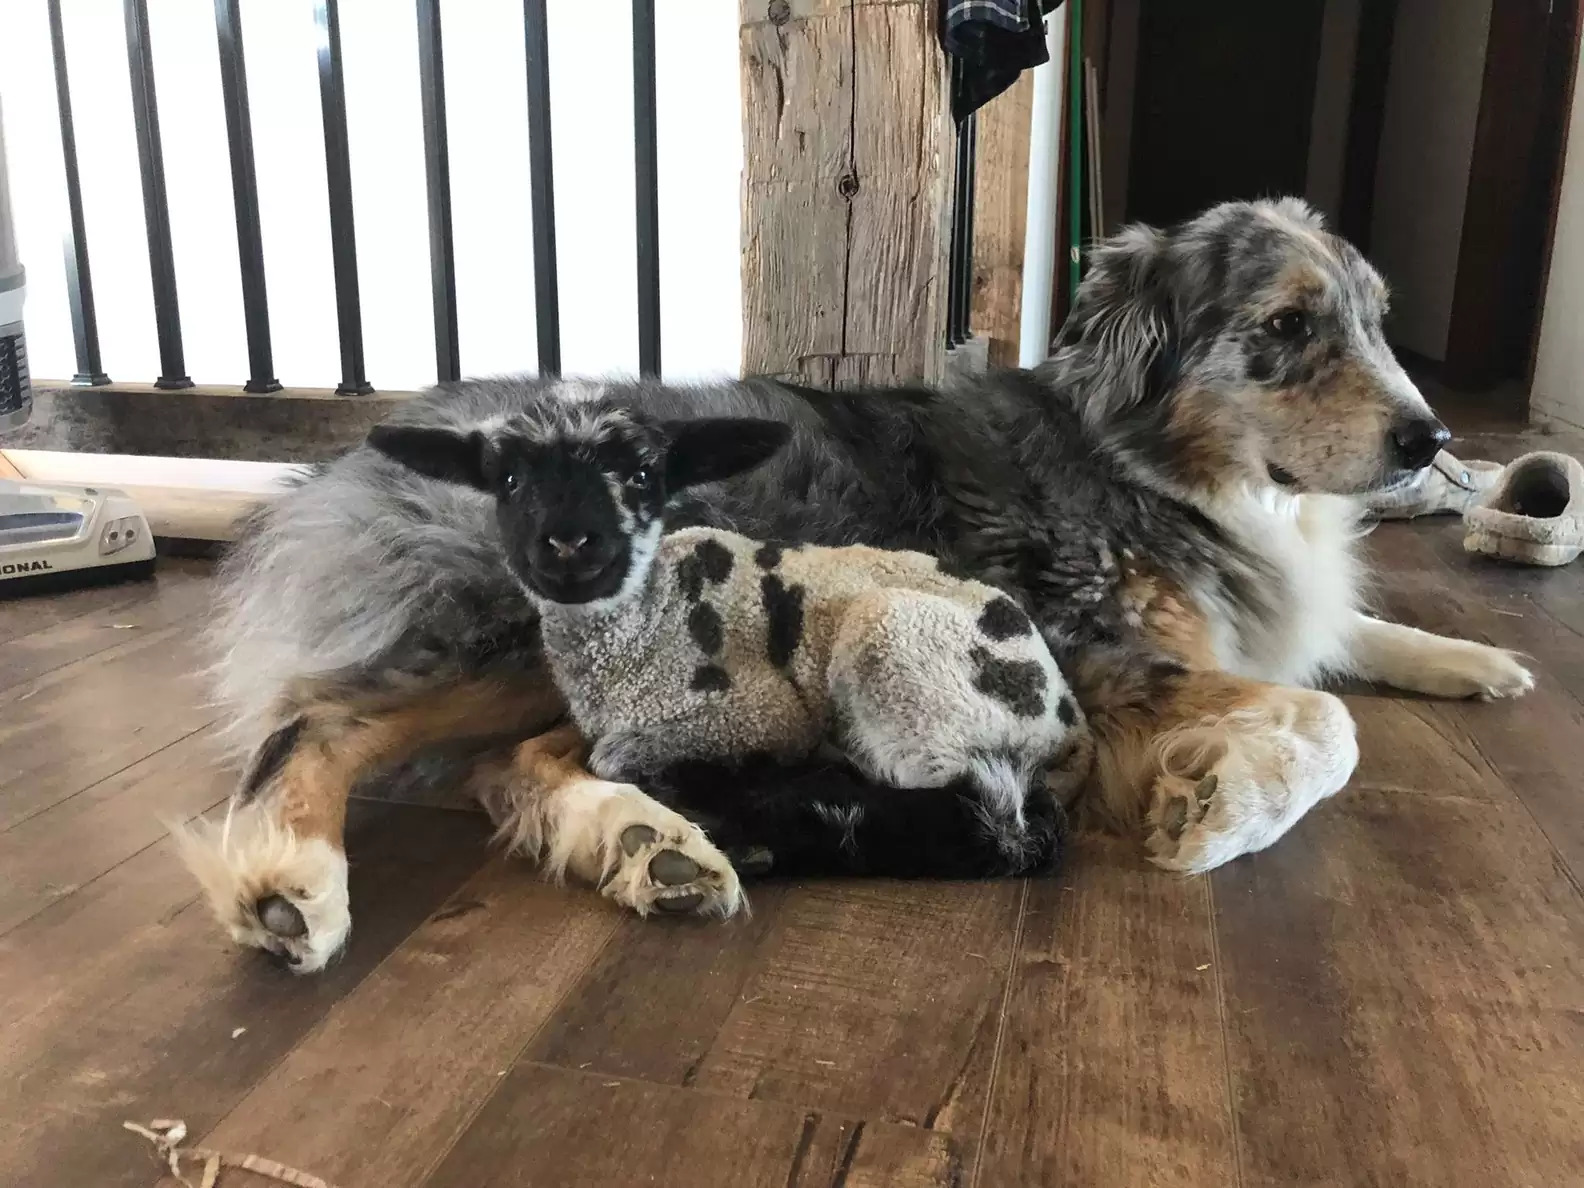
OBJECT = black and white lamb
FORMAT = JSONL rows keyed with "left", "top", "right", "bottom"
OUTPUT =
{"left": 367, "top": 402, "right": 1091, "bottom": 880}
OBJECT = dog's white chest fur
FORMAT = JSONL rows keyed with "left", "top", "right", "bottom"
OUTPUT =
{"left": 1199, "top": 489, "right": 1363, "bottom": 686}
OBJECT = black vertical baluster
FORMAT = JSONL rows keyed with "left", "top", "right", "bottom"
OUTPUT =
{"left": 417, "top": 0, "right": 459, "bottom": 384}
{"left": 946, "top": 119, "right": 966, "bottom": 346}
{"left": 946, "top": 111, "right": 977, "bottom": 348}
{"left": 315, "top": 0, "right": 372, "bottom": 395}
{"left": 523, "top": 0, "right": 560, "bottom": 378}
{"left": 957, "top": 111, "right": 977, "bottom": 347}
{"left": 631, "top": 0, "right": 660, "bottom": 377}
{"left": 946, "top": 134, "right": 961, "bottom": 347}
{"left": 215, "top": 0, "right": 280, "bottom": 393}
{"left": 124, "top": 0, "right": 191, "bottom": 388}
{"left": 47, "top": 0, "right": 109, "bottom": 385}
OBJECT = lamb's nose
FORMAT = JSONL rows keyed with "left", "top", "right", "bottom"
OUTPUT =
{"left": 545, "top": 534, "right": 590, "bottom": 560}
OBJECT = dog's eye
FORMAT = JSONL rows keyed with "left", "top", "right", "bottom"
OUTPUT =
{"left": 503, "top": 472, "right": 521, "bottom": 495}
{"left": 1264, "top": 310, "right": 1308, "bottom": 340}
{"left": 625, "top": 468, "right": 650, "bottom": 491}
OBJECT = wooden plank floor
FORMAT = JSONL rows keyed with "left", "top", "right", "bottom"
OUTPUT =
{"left": 4, "top": 423, "right": 1584, "bottom": 1187}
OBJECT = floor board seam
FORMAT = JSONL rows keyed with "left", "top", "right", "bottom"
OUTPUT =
{"left": 0, "top": 580, "right": 175, "bottom": 650}
{"left": 0, "top": 717, "right": 222, "bottom": 838}
{"left": 1206, "top": 875, "right": 1247, "bottom": 1188}
{"left": 1455, "top": 717, "right": 1584, "bottom": 900}
{"left": 182, "top": 839, "right": 507, "bottom": 1183}
{"left": 966, "top": 877, "right": 1029, "bottom": 1188}
{"left": 0, "top": 789, "right": 229, "bottom": 940}
{"left": 410, "top": 900, "right": 627, "bottom": 1187}
{"left": 0, "top": 580, "right": 212, "bottom": 695}
{"left": 0, "top": 619, "right": 198, "bottom": 708}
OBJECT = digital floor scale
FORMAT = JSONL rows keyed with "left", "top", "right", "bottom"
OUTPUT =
{"left": 0, "top": 104, "right": 155, "bottom": 598}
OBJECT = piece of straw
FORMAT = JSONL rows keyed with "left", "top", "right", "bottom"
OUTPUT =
{"left": 123, "top": 1118, "right": 339, "bottom": 1188}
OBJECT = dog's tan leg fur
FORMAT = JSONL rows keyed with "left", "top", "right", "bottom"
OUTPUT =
{"left": 177, "top": 677, "right": 563, "bottom": 972}
{"left": 472, "top": 724, "right": 744, "bottom": 918}
{"left": 1080, "top": 665, "right": 1358, "bottom": 874}
{"left": 1347, "top": 614, "right": 1534, "bottom": 699}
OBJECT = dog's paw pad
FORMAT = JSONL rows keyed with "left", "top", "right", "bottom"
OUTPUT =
{"left": 621, "top": 824, "right": 659, "bottom": 856}
{"left": 649, "top": 850, "right": 701, "bottom": 886}
{"left": 256, "top": 894, "right": 307, "bottom": 939}
{"left": 1162, "top": 796, "right": 1192, "bottom": 841}
{"left": 1144, "top": 770, "right": 1215, "bottom": 867}
{"left": 655, "top": 889, "right": 705, "bottom": 913}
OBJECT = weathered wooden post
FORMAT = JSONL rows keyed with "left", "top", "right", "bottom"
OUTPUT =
{"left": 740, "top": 0, "right": 951, "bottom": 387}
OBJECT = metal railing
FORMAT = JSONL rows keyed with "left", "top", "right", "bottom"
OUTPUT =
{"left": 45, "top": 0, "right": 665, "bottom": 393}
{"left": 944, "top": 109, "right": 977, "bottom": 351}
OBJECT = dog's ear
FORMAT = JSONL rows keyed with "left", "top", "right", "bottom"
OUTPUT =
{"left": 367, "top": 424, "right": 493, "bottom": 490}
{"left": 1054, "top": 224, "right": 1180, "bottom": 418}
{"left": 661, "top": 418, "right": 792, "bottom": 492}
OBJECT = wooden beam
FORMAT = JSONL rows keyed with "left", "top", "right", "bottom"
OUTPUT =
{"left": 740, "top": 0, "right": 951, "bottom": 388}
{"left": 970, "top": 72, "right": 1034, "bottom": 368}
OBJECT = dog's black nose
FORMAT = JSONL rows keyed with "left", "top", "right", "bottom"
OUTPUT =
{"left": 1389, "top": 417, "right": 1450, "bottom": 470}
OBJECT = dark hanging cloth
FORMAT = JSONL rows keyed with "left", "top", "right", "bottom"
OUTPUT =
{"left": 940, "top": 0, "right": 1063, "bottom": 123}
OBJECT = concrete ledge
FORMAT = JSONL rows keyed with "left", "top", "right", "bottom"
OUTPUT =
{"left": 0, "top": 383, "right": 415, "bottom": 461}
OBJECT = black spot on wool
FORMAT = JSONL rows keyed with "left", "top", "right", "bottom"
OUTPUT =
{"left": 694, "top": 537, "right": 734, "bottom": 584}
{"left": 676, "top": 555, "right": 705, "bottom": 602}
{"left": 691, "top": 664, "right": 732, "bottom": 692}
{"left": 239, "top": 716, "right": 307, "bottom": 803}
{"left": 688, "top": 602, "right": 724, "bottom": 655}
{"left": 754, "top": 543, "right": 783, "bottom": 569}
{"left": 969, "top": 645, "right": 1047, "bottom": 718}
{"left": 978, "top": 596, "right": 1033, "bottom": 640}
{"left": 1058, "top": 696, "right": 1079, "bottom": 727}
{"left": 761, "top": 574, "right": 805, "bottom": 668}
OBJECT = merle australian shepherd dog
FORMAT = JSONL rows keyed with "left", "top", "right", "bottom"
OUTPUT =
{"left": 178, "top": 199, "right": 1533, "bottom": 971}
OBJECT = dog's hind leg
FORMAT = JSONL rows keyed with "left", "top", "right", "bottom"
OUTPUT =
{"left": 175, "top": 675, "right": 563, "bottom": 972}
{"left": 472, "top": 725, "right": 745, "bottom": 918}
{"left": 1074, "top": 657, "right": 1358, "bottom": 874}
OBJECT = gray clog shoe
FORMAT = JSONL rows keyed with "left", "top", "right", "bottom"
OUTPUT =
{"left": 1463, "top": 451, "right": 1584, "bottom": 567}
{"left": 1366, "top": 449, "right": 1503, "bottom": 519}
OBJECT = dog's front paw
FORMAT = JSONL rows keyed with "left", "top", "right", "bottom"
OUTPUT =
{"left": 172, "top": 806, "right": 351, "bottom": 974}
{"left": 578, "top": 786, "right": 743, "bottom": 918}
{"left": 1426, "top": 642, "right": 1535, "bottom": 700}
{"left": 1145, "top": 689, "right": 1358, "bottom": 874}
{"left": 600, "top": 801, "right": 744, "bottom": 918}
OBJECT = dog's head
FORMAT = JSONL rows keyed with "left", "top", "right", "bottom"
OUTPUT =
{"left": 1053, "top": 197, "right": 1447, "bottom": 498}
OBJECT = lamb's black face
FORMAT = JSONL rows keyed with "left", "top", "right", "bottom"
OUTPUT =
{"left": 364, "top": 399, "right": 792, "bottom": 607}
{"left": 491, "top": 415, "right": 667, "bottom": 606}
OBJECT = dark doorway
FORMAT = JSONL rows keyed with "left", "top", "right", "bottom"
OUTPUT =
{"left": 1126, "top": 0, "right": 1327, "bottom": 227}
{"left": 1445, "top": 0, "right": 1582, "bottom": 391}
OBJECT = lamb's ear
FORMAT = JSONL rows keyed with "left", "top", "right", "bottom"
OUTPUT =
{"left": 366, "top": 424, "right": 492, "bottom": 490}
{"left": 661, "top": 418, "right": 792, "bottom": 491}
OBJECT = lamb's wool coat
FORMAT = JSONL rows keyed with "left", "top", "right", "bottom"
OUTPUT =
{"left": 540, "top": 526, "right": 1084, "bottom": 803}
